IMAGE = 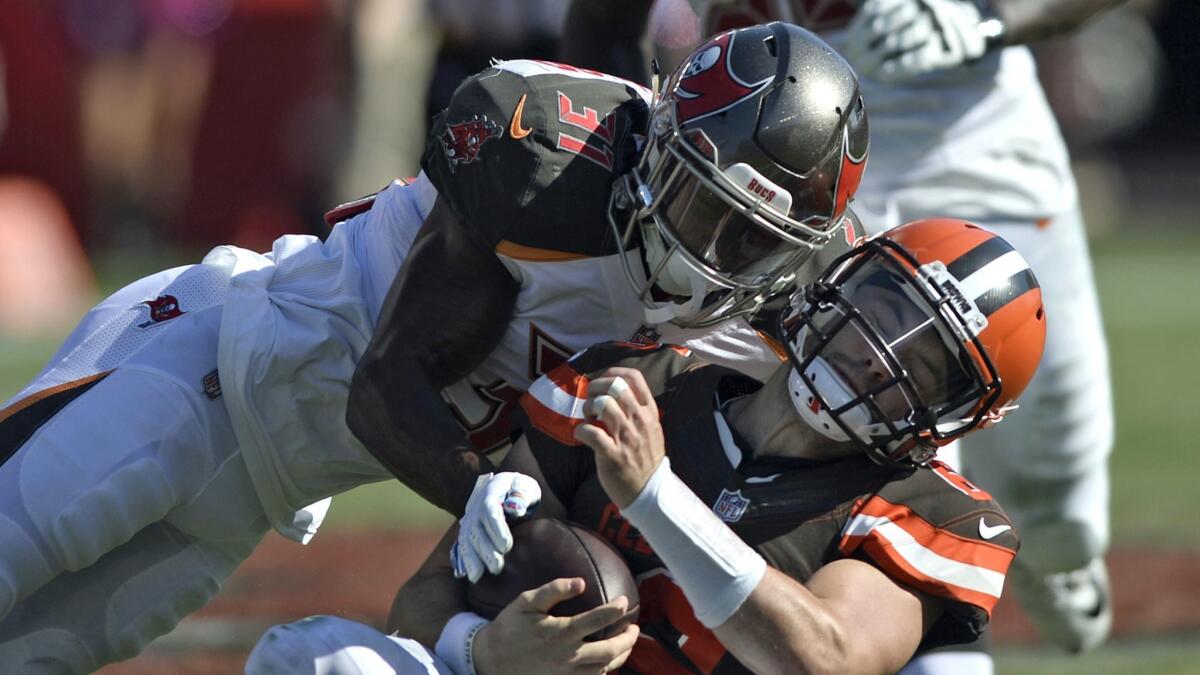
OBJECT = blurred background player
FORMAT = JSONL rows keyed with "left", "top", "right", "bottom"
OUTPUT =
{"left": 557, "top": 1, "right": 1129, "bottom": 663}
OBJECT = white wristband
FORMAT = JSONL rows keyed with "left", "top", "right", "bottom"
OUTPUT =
{"left": 434, "top": 611, "right": 489, "bottom": 675}
{"left": 621, "top": 458, "right": 767, "bottom": 627}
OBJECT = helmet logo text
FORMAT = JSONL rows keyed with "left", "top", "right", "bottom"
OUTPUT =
{"left": 941, "top": 279, "right": 974, "bottom": 316}
{"left": 746, "top": 178, "right": 776, "bottom": 203}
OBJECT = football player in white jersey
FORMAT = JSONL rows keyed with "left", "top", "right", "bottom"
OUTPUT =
{"left": 0, "top": 23, "right": 867, "bottom": 673}
{"left": 559, "top": 0, "right": 1123, "bottom": 663}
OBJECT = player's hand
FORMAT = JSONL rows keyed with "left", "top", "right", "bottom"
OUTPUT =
{"left": 473, "top": 577, "right": 640, "bottom": 675}
{"left": 843, "top": 0, "right": 993, "bottom": 82}
{"left": 452, "top": 472, "right": 542, "bottom": 583}
{"left": 574, "top": 368, "right": 665, "bottom": 509}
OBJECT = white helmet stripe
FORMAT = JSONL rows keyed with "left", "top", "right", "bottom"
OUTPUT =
{"left": 957, "top": 250, "right": 1030, "bottom": 303}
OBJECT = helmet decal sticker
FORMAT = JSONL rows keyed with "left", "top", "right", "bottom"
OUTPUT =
{"left": 674, "top": 31, "right": 774, "bottom": 124}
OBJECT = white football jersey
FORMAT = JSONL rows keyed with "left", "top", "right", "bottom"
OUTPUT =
{"left": 443, "top": 245, "right": 784, "bottom": 452}
{"left": 824, "top": 36, "right": 1077, "bottom": 228}
{"left": 216, "top": 176, "right": 435, "bottom": 541}
{"left": 217, "top": 172, "right": 784, "bottom": 539}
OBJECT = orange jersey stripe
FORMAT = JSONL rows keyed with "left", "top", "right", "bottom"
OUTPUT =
{"left": 861, "top": 539, "right": 1005, "bottom": 615}
{"left": 519, "top": 360, "right": 592, "bottom": 446}
{"left": 0, "top": 370, "right": 113, "bottom": 425}
{"left": 839, "top": 497, "right": 1014, "bottom": 615}
{"left": 849, "top": 497, "right": 1014, "bottom": 573}
{"left": 929, "top": 461, "right": 993, "bottom": 501}
{"left": 754, "top": 329, "right": 788, "bottom": 362}
{"left": 519, "top": 392, "right": 585, "bottom": 447}
{"left": 496, "top": 240, "right": 592, "bottom": 262}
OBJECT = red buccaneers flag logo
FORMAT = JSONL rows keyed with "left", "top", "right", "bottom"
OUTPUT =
{"left": 674, "top": 31, "right": 774, "bottom": 124}
{"left": 138, "top": 294, "right": 184, "bottom": 328}
{"left": 440, "top": 114, "right": 502, "bottom": 171}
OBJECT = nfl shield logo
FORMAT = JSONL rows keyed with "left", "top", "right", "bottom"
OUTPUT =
{"left": 713, "top": 489, "right": 750, "bottom": 523}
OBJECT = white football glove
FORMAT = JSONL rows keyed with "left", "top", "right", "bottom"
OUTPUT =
{"left": 451, "top": 471, "right": 542, "bottom": 583}
{"left": 843, "top": 0, "right": 997, "bottom": 83}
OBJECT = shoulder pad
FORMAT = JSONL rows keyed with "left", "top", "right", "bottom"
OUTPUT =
{"left": 323, "top": 193, "right": 378, "bottom": 229}
{"left": 838, "top": 461, "right": 1018, "bottom": 618}
{"left": 322, "top": 177, "right": 415, "bottom": 229}
{"left": 518, "top": 342, "right": 695, "bottom": 446}
{"left": 421, "top": 60, "right": 650, "bottom": 257}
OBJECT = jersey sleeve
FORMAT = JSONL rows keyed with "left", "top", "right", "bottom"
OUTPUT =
{"left": 837, "top": 460, "right": 1019, "bottom": 649}
{"left": 514, "top": 341, "right": 695, "bottom": 448}
{"left": 421, "top": 59, "right": 650, "bottom": 257}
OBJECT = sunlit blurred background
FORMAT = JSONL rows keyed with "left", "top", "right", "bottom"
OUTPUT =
{"left": 1, "top": 1, "right": 1198, "bottom": 673}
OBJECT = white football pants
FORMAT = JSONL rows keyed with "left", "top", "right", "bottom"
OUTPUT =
{"left": 0, "top": 264, "right": 271, "bottom": 673}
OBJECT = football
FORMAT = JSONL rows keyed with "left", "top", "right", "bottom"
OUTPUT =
{"left": 466, "top": 518, "right": 640, "bottom": 640}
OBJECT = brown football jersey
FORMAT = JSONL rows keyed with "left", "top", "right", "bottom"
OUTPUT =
{"left": 510, "top": 341, "right": 1019, "bottom": 674}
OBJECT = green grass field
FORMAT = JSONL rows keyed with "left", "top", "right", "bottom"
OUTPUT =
{"left": 995, "top": 636, "right": 1200, "bottom": 675}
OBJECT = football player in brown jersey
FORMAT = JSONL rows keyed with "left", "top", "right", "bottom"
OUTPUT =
{"left": 562, "top": 0, "right": 1125, "bottom": 659}
{"left": 247, "top": 218, "right": 1046, "bottom": 675}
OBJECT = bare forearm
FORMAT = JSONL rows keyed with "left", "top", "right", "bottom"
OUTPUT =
{"left": 992, "top": 0, "right": 1127, "bottom": 45}
{"left": 348, "top": 364, "right": 492, "bottom": 516}
{"left": 348, "top": 200, "right": 516, "bottom": 516}
{"left": 713, "top": 560, "right": 930, "bottom": 675}
{"left": 713, "top": 568, "right": 852, "bottom": 675}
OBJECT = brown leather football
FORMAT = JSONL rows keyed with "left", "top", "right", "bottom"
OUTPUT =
{"left": 466, "top": 518, "right": 640, "bottom": 640}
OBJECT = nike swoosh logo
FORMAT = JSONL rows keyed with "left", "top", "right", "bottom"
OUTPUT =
{"left": 745, "top": 473, "right": 782, "bottom": 484}
{"left": 510, "top": 94, "right": 533, "bottom": 139}
{"left": 978, "top": 517, "right": 1012, "bottom": 540}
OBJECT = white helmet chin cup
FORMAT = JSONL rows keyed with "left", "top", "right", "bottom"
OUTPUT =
{"left": 640, "top": 225, "right": 715, "bottom": 324}
{"left": 788, "top": 356, "right": 875, "bottom": 443}
{"left": 643, "top": 226, "right": 698, "bottom": 296}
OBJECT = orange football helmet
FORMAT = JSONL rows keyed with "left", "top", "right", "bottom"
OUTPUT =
{"left": 780, "top": 218, "right": 1047, "bottom": 466}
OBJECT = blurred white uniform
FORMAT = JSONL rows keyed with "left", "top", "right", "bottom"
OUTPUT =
{"left": 815, "top": 25, "right": 1113, "bottom": 587}
{"left": 0, "top": 152, "right": 788, "bottom": 670}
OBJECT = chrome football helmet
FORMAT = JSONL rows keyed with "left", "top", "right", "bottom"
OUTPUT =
{"left": 609, "top": 21, "right": 868, "bottom": 326}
